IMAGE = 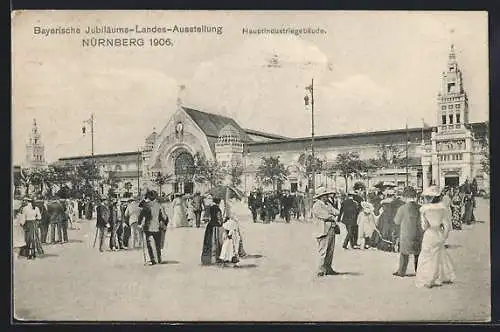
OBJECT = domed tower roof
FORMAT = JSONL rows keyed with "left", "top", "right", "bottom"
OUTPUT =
{"left": 218, "top": 124, "right": 241, "bottom": 144}
{"left": 219, "top": 124, "right": 240, "bottom": 138}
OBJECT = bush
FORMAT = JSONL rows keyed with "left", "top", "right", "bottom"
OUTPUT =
{"left": 353, "top": 181, "right": 366, "bottom": 191}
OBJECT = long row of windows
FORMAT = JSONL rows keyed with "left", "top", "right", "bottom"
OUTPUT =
{"left": 441, "top": 104, "right": 461, "bottom": 110}
{"left": 442, "top": 113, "right": 461, "bottom": 125}
{"left": 439, "top": 153, "right": 463, "bottom": 162}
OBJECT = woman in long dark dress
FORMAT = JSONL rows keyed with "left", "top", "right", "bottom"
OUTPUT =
{"left": 201, "top": 198, "right": 224, "bottom": 265}
{"left": 450, "top": 188, "right": 463, "bottom": 230}
{"left": 462, "top": 193, "right": 475, "bottom": 225}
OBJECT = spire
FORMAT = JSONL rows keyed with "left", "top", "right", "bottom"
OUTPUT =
{"left": 176, "top": 84, "right": 186, "bottom": 108}
{"left": 448, "top": 43, "right": 457, "bottom": 64}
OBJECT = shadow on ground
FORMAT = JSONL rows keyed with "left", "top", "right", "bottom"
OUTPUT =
{"left": 236, "top": 263, "right": 258, "bottom": 269}
{"left": 158, "top": 260, "right": 181, "bottom": 265}
{"left": 242, "top": 254, "right": 264, "bottom": 259}
{"left": 335, "top": 272, "right": 363, "bottom": 276}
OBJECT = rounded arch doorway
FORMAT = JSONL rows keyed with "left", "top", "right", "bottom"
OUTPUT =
{"left": 173, "top": 151, "right": 195, "bottom": 194}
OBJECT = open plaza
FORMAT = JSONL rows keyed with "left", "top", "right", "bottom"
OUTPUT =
{"left": 13, "top": 198, "right": 490, "bottom": 322}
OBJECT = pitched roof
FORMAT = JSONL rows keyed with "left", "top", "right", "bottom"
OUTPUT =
{"left": 182, "top": 107, "right": 251, "bottom": 141}
{"left": 243, "top": 128, "right": 288, "bottom": 140}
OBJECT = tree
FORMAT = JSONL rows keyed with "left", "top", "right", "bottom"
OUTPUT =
{"left": 193, "top": 152, "right": 225, "bottom": 189}
{"left": 256, "top": 156, "right": 289, "bottom": 191}
{"left": 13, "top": 170, "right": 23, "bottom": 197}
{"left": 353, "top": 181, "right": 366, "bottom": 192}
{"left": 478, "top": 121, "right": 490, "bottom": 175}
{"left": 375, "top": 143, "right": 405, "bottom": 167}
{"left": 124, "top": 181, "right": 133, "bottom": 196}
{"left": 152, "top": 172, "right": 172, "bottom": 196}
{"left": 69, "top": 161, "right": 101, "bottom": 199}
{"left": 298, "top": 152, "right": 324, "bottom": 188}
{"left": 29, "top": 169, "right": 46, "bottom": 197}
{"left": 328, "top": 152, "right": 368, "bottom": 192}
{"left": 227, "top": 165, "right": 243, "bottom": 188}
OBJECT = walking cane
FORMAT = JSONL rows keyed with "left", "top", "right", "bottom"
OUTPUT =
{"left": 141, "top": 229, "right": 148, "bottom": 265}
{"left": 92, "top": 227, "right": 98, "bottom": 248}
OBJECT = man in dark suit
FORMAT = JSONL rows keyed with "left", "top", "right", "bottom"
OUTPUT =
{"left": 281, "top": 189, "right": 294, "bottom": 223}
{"left": 47, "top": 199, "right": 64, "bottom": 244}
{"left": 96, "top": 197, "right": 110, "bottom": 252}
{"left": 248, "top": 190, "right": 262, "bottom": 223}
{"left": 389, "top": 190, "right": 406, "bottom": 249}
{"left": 393, "top": 187, "right": 422, "bottom": 276}
{"left": 352, "top": 188, "right": 364, "bottom": 243}
{"left": 192, "top": 192, "right": 204, "bottom": 228}
{"left": 138, "top": 190, "right": 169, "bottom": 265}
{"left": 339, "top": 192, "right": 360, "bottom": 249}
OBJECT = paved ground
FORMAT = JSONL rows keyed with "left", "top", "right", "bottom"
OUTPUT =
{"left": 13, "top": 199, "right": 490, "bottom": 322}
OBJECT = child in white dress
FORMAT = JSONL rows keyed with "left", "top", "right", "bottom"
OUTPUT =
{"left": 219, "top": 217, "right": 241, "bottom": 267}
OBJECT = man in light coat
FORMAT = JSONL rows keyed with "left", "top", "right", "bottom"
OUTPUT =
{"left": 124, "top": 197, "right": 142, "bottom": 248}
{"left": 393, "top": 187, "right": 423, "bottom": 277}
{"left": 138, "top": 190, "right": 169, "bottom": 265}
{"left": 312, "top": 187, "right": 340, "bottom": 277}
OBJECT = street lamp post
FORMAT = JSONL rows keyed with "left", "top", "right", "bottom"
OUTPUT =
{"left": 243, "top": 143, "right": 248, "bottom": 194}
{"left": 405, "top": 124, "right": 409, "bottom": 187}
{"left": 304, "top": 78, "right": 316, "bottom": 197}
{"left": 83, "top": 113, "right": 96, "bottom": 195}
{"left": 137, "top": 147, "right": 141, "bottom": 196}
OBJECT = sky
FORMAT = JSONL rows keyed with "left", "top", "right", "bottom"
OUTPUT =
{"left": 12, "top": 11, "right": 489, "bottom": 163}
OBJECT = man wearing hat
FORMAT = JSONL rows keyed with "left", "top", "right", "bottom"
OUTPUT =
{"left": 339, "top": 192, "right": 361, "bottom": 250}
{"left": 312, "top": 187, "right": 340, "bottom": 277}
{"left": 281, "top": 189, "right": 294, "bottom": 223}
{"left": 248, "top": 189, "right": 262, "bottom": 223}
{"left": 192, "top": 192, "right": 204, "bottom": 228}
{"left": 138, "top": 190, "right": 169, "bottom": 265}
{"left": 95, "top": 197, "right": 110, "bottom": 252}
{"left": 393, "top": 187, "right": 423, "bottom": 277}
{"left": 124, "top": 196, "right": 143, "bottom": 248}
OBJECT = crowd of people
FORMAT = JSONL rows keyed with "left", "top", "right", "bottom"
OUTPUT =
{"left": 13, "top": 178, "right": 481, "bottom": 287}
{"left": 13, "top": 188, "right": 248, "bottom": 267}
{"left": 311, "top": 178, "right": 481, "bottom": 289}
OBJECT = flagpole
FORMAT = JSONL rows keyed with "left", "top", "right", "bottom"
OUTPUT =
{"left": 421, "top": 118, "right": 424, "bottom": 144}
{"left": 405, "top": 123, "right": 409, "bottom": 187}
{"left": 311, "top": 78, "right": 315, "bottom": 197}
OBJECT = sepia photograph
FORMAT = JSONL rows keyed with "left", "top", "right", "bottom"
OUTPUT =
{"left": 11, "top": 10, "right": 490, "bottom": 322}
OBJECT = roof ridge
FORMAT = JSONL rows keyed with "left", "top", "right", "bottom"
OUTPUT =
{"left": 182, "top": 106, "right": 235, "bottom": 121}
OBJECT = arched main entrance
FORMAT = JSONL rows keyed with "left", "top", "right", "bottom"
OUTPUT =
{"left": 174, "top": 151, "right": 195, "bottom": 194}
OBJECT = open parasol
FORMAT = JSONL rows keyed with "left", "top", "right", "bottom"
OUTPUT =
{"left": 208, "top": 185, "right": 244, "bottom": 201}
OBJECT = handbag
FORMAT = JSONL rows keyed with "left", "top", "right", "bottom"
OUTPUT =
{"left": 333, "top": 224, "right": 341, "bottom": 235}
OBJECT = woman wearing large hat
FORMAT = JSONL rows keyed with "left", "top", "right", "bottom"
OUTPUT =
{"left": 415, "top": 186, "right": 456, "bottom": 288}
{"left": 201, "top": 196, "right": 224, "bottom": 265}
{"left": 312, "top": 187, "right": 340, "bottom": 277}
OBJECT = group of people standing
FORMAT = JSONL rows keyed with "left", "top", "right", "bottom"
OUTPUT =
{"left": 248, "top": 189, "right": 312, "bottom": 224}
{"left": 201, "top": 195, "right": 247, "bottom": 267}
{"left": 91, "top": 189, "right": 247, "bottom": 267}
{"left": 14, "top": 197, "right": 83, "bottom": 259}
{"left": 311, "top": 181, "right": 480, "bottom": 288}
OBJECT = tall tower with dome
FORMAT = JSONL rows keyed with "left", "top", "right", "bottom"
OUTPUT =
{"left": 24, "top": 118, "right": 47, "bottom": 168}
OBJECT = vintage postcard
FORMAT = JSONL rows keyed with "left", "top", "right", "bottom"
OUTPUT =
{"left": 11, "top": 10, "right": 490, "bottom": 322}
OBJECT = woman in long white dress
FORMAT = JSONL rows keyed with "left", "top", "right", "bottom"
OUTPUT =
{"left": 13, "top": 200, "right": 25, "bottom": 255}
{"left": 415, "top": 186, "right": 456, "bottom": 288}
{"left": 172, "top": 194, "right": 188, "bottom": 228}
